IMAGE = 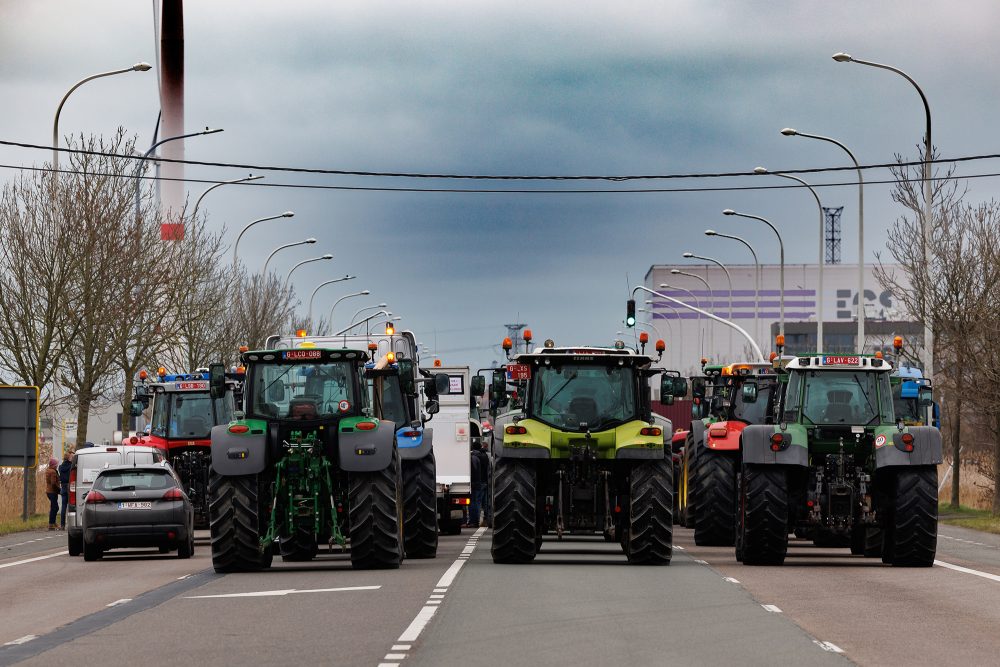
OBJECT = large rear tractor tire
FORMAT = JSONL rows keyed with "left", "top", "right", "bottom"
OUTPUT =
{"left": 680, "top": 434, "right": 698, "bottom": 528}
{"left": 491, "top": 460, "right": 537, "bottom": 564}
{"left": 209, "top": 472, "right": 274, "bottom": 573}
{"left": 625, "top": 459, "right": 673, "bottom": 565}
{"left": 885, "top": 467, "right": 937, "bottom": 567}
{"left": 349, "top": 450, "right": 404, "bottom": 570}
{"left": 739, "top": 464, "right": 788, "bottom": 566}
{"left": 693, "top": 451, "right": 737, "bottom": 547}
{"left": 402, "top": 453, "right": 439, "bottom": 559}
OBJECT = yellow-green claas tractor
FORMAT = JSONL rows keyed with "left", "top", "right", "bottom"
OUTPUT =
{"left": 489, "top": 338, "right": 687, "bottom": 565}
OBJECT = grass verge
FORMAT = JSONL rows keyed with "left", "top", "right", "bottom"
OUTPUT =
{"left": 939, "top": 503, "right": 1000, "bottom": 535}
{"left": 0, "top": 514, "right": 50, "bottom": 536}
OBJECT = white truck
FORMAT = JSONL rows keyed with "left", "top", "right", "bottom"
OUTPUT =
{"left": 432, "top": 365, "right": 476, "bottom": 534}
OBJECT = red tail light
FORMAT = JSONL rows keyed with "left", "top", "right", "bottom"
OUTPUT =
{"left": 356, "top": 421, "right": 377, "bottom": 431}
{"left": 709, "top": 426, "right": 728, "bottom": 438}
{"left": 640, "top": 427, "right": 662, "bottom": 437}
{"left": 86, "top": 490, "right": 107, "bottom": 504}
{"left": 162, "top": 488, "right": 184, "bottom": 501}
{"left": 901, "top": 433, "right": 914, "bottom": 452}
{"left": 451, "top": 497, "right": 470, "bottom": 505}
{"left": 770, "top": 433, "right": 784, "bottom": 452}
{"left": 402, "top": 430, "right": 421, "bottom": 438}
{"left": 505, "top": 425, "right": 527, "bottom": 435}
{"left": 69, "top": 468, "right": 77, "bottom": 505}
{"left": 228, "top": 424, "right": 249, "bottom": 434}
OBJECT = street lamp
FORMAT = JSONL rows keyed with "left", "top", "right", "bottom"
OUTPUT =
{"left": 191, "top": 174, "right": 264, "bottom": 227}
{"left": 262, "top": 238, "right": 316, "bottom": 276}
{"left": 754, "top": 166, "right": 825, "bottom": 353}
{"left": 307, "top": 275, "right": 356, "bottom": 324}
{"left": 134, "top": 127, "right": 223, "bottom": 225}
{"left": 705, "top": 229, "right": 760, "bottom": 345}
{"left": 781, "top": 128, "right": 864, "bottom": 351}
{"left": 53, "top": 62, "right": 152, "bottom": 172}
{"left": 644, "top": 299, "right": 680, "bottom": 368}
{"left": 723, "top": 209, "right": 785, "bottom": 340}
{"left": 684, "top": 252, "right": 734, "bottom": 355}
{"left": 350, "top": 303, "right": 389, "bottom": 324}
{"left": 335, "top": 310, "right": 391, "bottom": 336}
{"left": 659, "top": 282, "right": 701, "bottom": 359}
{"left": 283, "top": 254, "right": 334, "bottom": 293}
{"left": 232, "top": 211, "right": 295, "bottom": 266}
{"left": 833, "top": 52, "right": 934, "bottom": 377}
{"left": 329, "top": 290, "right": 371, "bottom": 324}
{"left": 671, "top": 269, "right": 716, "bottom": 356}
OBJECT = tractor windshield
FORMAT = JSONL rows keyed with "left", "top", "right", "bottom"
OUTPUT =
{"left": 529, "top": 363, "right": 636, "bottom": 431}
{"left": 371, "top": 374, "right": 409, "bottom": 425}
{"left": 788, "top": 370, "right": 892, "bottom": 426}
{"left": 730, "top": 381, "right": 774, "bottom": 425}
{"left": 150, "top": 391, "right": 234, "bottom": 439}
{"left": 251, "top": 361, "right": 359, "bottom": 420}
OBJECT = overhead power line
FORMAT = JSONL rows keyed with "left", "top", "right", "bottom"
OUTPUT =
{"left": 2, "top": 162, "right": 999, "bottom": 195}
{"left": 0, "top": 137, "right": 997, "bottom": 182}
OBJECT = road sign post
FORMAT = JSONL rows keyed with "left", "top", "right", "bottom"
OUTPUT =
{"left": 0, "top": 386, "right": 40, "bottom": 521}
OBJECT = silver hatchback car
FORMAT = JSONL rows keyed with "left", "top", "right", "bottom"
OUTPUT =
{"left": 81, "top": 463, "right": 194, "bottom": 561}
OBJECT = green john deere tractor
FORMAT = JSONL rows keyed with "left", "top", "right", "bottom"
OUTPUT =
{"left": 736, "top": 353, "right": 942, "bottom": 566}
{"left": 490, "top": 340, "right": 687, "bottom": 565}
{"left": 208, "top": 347, "right": 404, "bottom": 572}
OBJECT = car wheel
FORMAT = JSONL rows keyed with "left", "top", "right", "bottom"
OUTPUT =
{"left": 178, "top": 534, "right": 194, "bottom": 559}
{"left": 83, "top": 541, "right": 102, "bottom": 562}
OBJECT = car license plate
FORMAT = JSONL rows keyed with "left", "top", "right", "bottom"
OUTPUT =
{"left": 118, "top": 501, "right": 152, "bottom": 510}
{"left": 823, "top": 356, "right": 860, "bottom": 366}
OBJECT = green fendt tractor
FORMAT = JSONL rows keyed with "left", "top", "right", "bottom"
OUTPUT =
{"left": 207, "top": 348, "right": 404, "bottom": 572}
{"left": 736, "top": 352, "right": 942, "bottom": 566}
{"left": 489, "top": 338, "right": 687, "bottom": 565}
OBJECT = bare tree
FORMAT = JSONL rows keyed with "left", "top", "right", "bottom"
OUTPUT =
{"left": 233, "top": 271, "right": 297, "bottom": 350}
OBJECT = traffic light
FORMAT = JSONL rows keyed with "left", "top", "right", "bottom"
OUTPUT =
{"left": 626, "top": 299, "right": 636, "bottom": 327}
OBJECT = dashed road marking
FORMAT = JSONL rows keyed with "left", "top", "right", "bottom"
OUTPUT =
{"left": 185, "top": 585, "right": 380, "bottom": 599}
{"left": 761, "top": 604, "right": 782, "bottom": 613}
{"left": 3, "top": 635, "right": 37, "bottom": 646}
{"left": 106, "top": 599, "right": 132, "bottom": 607}
{"left": 385, "top": 654, "right": 406, "bottom": 660}
{"left": 814, "top": 640, "right": 844, "bottom": 653}
{"left": 723, "top": 577, "right": 740, "bottom": 584}
{"left": 0, "top": 550, "right": 66, "bottom": 569}
{"left": 693, "top": 559, "right": 708, "bottom": 565}
{"left": 391, "top": 645, "right": 411, "bottom": 651}
{"left": 935, "top": 559, "right": 1000, "bottom": 583}
{"left": 674, "top": 545, "right": 685, "bottom": 550}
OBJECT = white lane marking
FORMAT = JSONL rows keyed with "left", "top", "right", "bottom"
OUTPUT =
{"left": 3, "top": 635, "right": 37, "bottom": 646}
{"left": 426, "top": 600, "right": 442, "bottom": 605}
{"left": 176, "top": 574, "right": 191, "bottom": 580}
{"left": 186, "top": 585, "right": 380, "bottom": 599}
{"left": 436, "top": 560, "right": 467, "bottom": 588}
{"left": 429, "top": 594, "right": 445, "bottom": 599}
{"left": 377, "top": 663, "right": 399, "bottom": 667}
{"left": 432, "top": 588, "right": 447, "bottom": 593}
{"left": 693, "top": 559, "right": 708, "bottom": 565}
{"left": 674, "top": 545, "right": 685, "bottom": 550}
{"left": 398, "top": 605, "right": 439, "bottom": 642}
{"left": 935, "top": 559, "right": 1000, "bottom": 583}
{"left": 106, "top": 598, "right": 132, "bottom": 607}
{"left": 761, "top": 604, "right": 782, "bottom": 613}
{"left": 814, "top": 640, "right": 844, "bottom": 653}
{"left": 391, "top": 645, "right": 411, "bottom": 651}
{"left": 385, "top": 654, "right": 406, "bottom": 660}
{"left": 723, "top": 577, "right": 740, "bottom": 584}
{"left": 0, "top": 550, "right": 67, "bottom": 569}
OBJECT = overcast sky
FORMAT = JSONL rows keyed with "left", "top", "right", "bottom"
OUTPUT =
{"left": 2, "top": 1, "right": 998, "bottom": 370}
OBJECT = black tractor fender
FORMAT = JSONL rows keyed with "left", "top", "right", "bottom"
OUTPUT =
{"left": 398, "top": 427, "right": 433, "bottom": 461}
{"left": 210, "top": 424, "right": 268, "bottom": 476}
{"left": 689, "top": 419, "right": 706, "bottom": 449}
{"left": 876, "top": 427, "right": 943, "bottom": 469}
{"left": 741, "top": 425, "right": 808, "bottom": 467}
{"left": 615, "top": 447, "right": 665, "bottom": 460}
{"left": 339, "top": 420, "right": 397, "bottom": 472}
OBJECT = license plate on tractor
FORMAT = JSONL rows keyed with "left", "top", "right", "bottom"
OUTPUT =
{"left": 118, "top": 502, "right": 152, "bottom": 510}
{"left": 823, "top": 356, "right": 860, "bottom": 366}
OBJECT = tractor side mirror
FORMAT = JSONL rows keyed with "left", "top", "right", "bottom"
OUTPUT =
{"left": 691, "top": 377, "right": 706, "bottom": 399}
{"left": 662, "top": 395, "right": 675, "bottom": 406}
{"left": 434, "top": 373, "right": 451, "bottom": 396}
{"left": 129, "top": 401, "right": 145, "bottom": 417}
{"left": 471, "top": 375, "right": 486, "bottom": 397}
{"left": 209, "top": 362, "right": 226, "bottom": 400}
{"left": 742, "top": 382, "right": 758, "bottom": 403}
{"left": 425, "top": 399, "right": 440, "bottom": 415}
{"left": 267, "top": 379, "right": 286, "bottom": 403}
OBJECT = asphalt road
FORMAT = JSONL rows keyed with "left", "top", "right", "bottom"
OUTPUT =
{"left": 2, "top": 523, "right": 1000, "bottom": 666}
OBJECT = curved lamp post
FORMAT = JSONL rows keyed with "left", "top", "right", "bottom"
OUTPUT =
{"left": 706, "top": 229, "right": 760, "bottom": 345}
{"left": 723, "top": 209, "right": 785, "bottom": 340}
{"left": 232, "top": 211, "right": 294, "bottom": 266}
{"left": 754, "top": 166, "right": 825, "bottom": 353}
{"left": 685, "top": 252, "right": 734, "bottom": 355}
{"left": 262, "top": 238, "right": 316, "bottom": 276}
{"left": 191, "top": 174, "right": 264, "bottom": 226}
{"left": 671, "top": 269, "right": 716, "bottom": 356}
{"left": 350, "top": 303, "right": 389, "bottom": 324}
{"left": 659, "top": 282, "right": 701, "bottom": 359}
{"left": 54, "top": 62, "right": 152, "bottom": 171}
{"left": 307, "top": 275, "right": 356, "bottom": 324}
{"left": 283, "top": 254, "right": 334, "bottom": 293}
{"left": 833, "top": 52, "right": 933, "bottom": 376}
{"left": 134, "top": 127, "right": 223, "bottom": 224}
{"left": 329, "top": 290, "right": 371, "bottom": 325}
{"left": 781, "top": 128, "right": 863, "bottom": 351}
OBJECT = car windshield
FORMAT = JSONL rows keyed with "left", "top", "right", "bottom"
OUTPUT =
{"left": 530, "top": 363, "right": 636, "bottom": 431}
{"left": 371, "top": 374, "right": 409, "bottom": 425}
{"left": 94, "top": 469, "right": 174, "bottom": 492}
{"left": 794, "top": 370, "right": 887, "bottom": 426}
{"left": 730, "top": 382, "right": 774, "bottom": 424}
{"left": 149, "top": 391, "right": 234, "bottom": 439}
{"left": 252, "top": 361, "right": 358, "bottom": 420}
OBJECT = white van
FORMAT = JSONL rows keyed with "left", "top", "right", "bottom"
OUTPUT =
{"left": 66, "top": 445, "right": 167, "bottom": 556}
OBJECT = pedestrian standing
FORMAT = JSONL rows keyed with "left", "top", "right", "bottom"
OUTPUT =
{"left": 469, "top": 439, "right": 491, "bottom": 528}
{"left": 44, "top": 458, "right": 60, "bottom": 530}
{"left": 58, "top": 452, "right": 72, "bottom": 529}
